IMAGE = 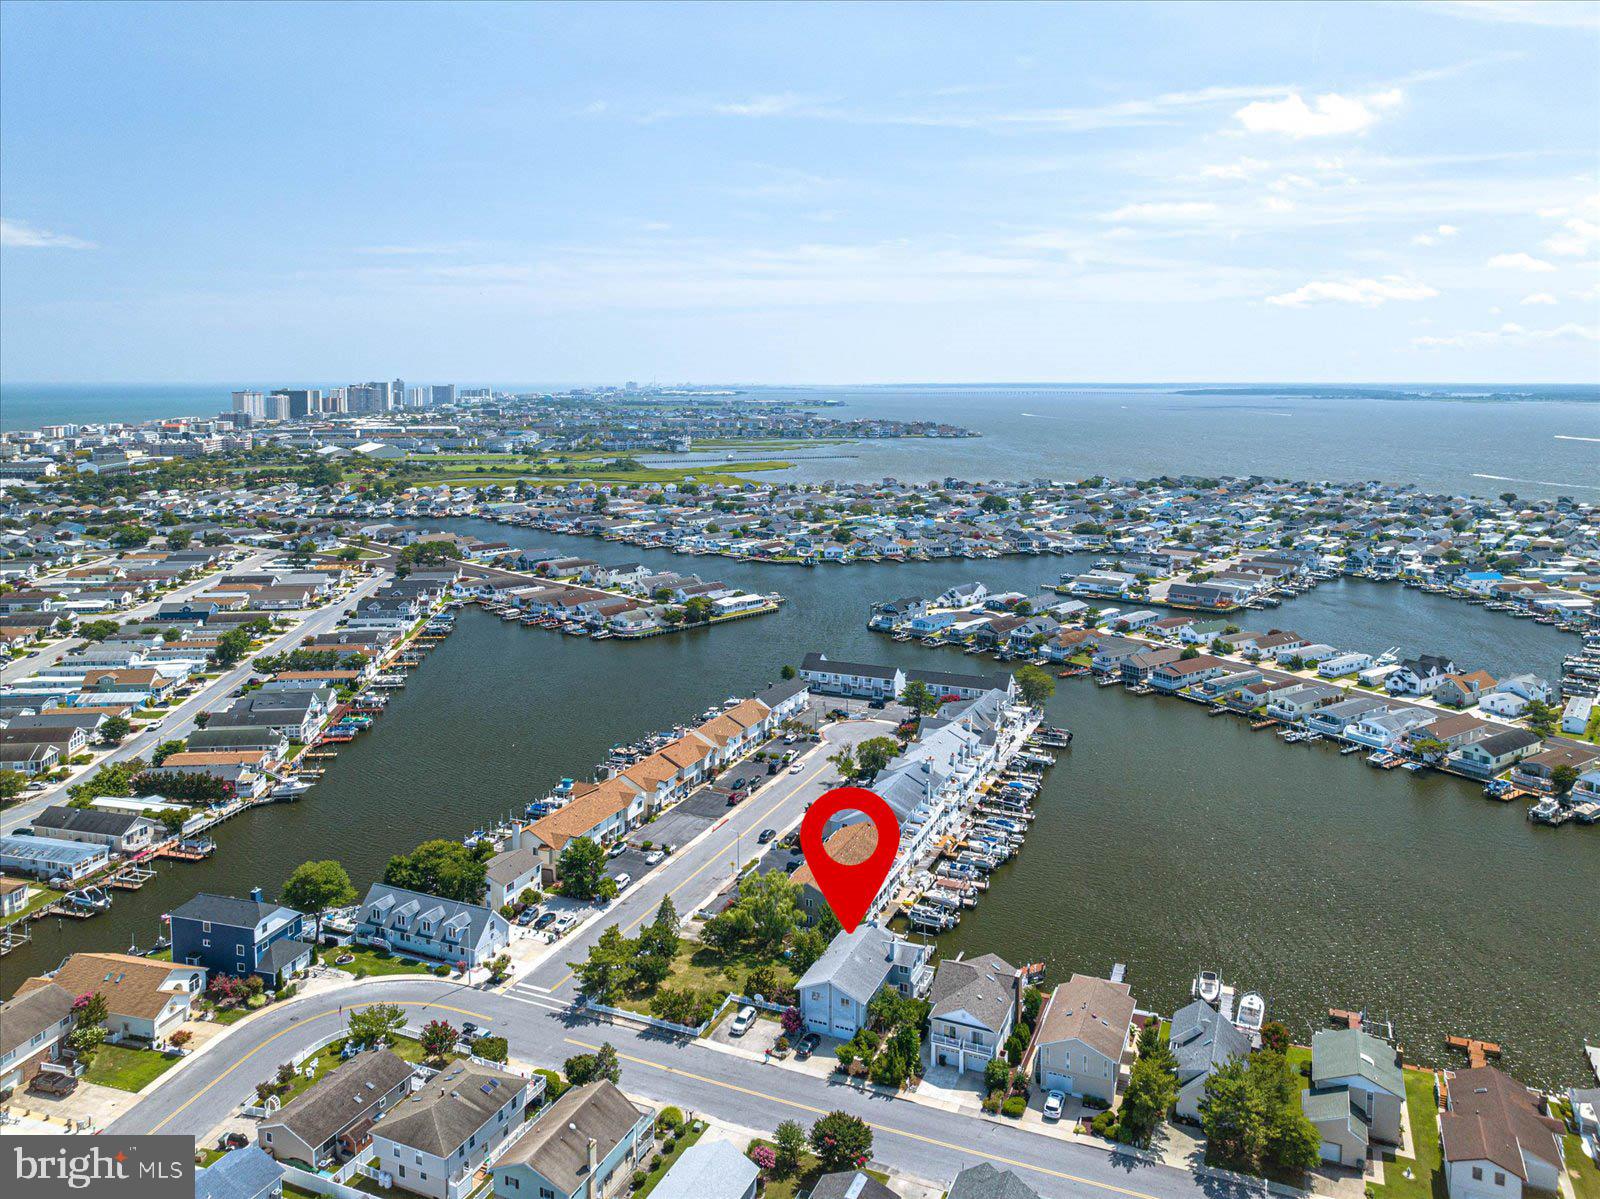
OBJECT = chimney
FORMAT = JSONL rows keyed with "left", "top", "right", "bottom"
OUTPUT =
{"left": 250, "top": 886, "right": 264, "bottom": 903}
{"left": 587, "top": 1138, "right": 598, "bottom": 1179}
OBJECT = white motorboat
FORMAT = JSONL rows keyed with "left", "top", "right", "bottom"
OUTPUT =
{"left": 1193, "top": 970, "right": 1222, "bottom": 1005}
{"left": 1235, "top": 991, "right": 1266, "bottom": 1034}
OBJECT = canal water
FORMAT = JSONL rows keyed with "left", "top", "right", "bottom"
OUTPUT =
{"left": 3, "top": 520, "right": 1593, "bottom": 1086}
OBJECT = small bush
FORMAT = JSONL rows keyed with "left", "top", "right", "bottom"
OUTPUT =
{"left": 1001, "top": 1095, "right": 1027, "bottom": 1118}
{"left": 631, "top": 1171, "right": 647, "bottom": 1190}
{"left": 657, "top": 1106, "right": 685, "bottom": 1134}
{"left": 535, "top": 1068, "right": 569, "bottom": 1101}
{"left": 981, "top": 1091, "right": 1003, "bottom": 1114}
{"left": 431, "top": 963, "right": 450, "bottom": 977}
{"left": 663, "top": 1138, "right": 676, "bottom": 1154}
{"left": 1091, "top": 1109, "right": 1120, "bottom": 1139}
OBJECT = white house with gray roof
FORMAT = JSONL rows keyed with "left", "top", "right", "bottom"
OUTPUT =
{"left": 795, "top": 923, "right": 933, "bottom": 1039}
{"left": 353, "top": 884, "right": 509, "bottom": 969}
{"left": 371, "top": 1058, "right": 533, "bottom": 1199}
{"left": 928, "top": 952, "right": 1019, "bottom": 1075}
{"left": 1168, "top": 999, "right": 1253, "bottom": 1122}
{"left": 1301, "top": 1029, "right": 1406, "bottom": 1165}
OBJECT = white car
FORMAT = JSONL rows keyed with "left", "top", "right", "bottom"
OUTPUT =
{"left": 788, "top": 761, "right": 804, "bottom": 773}
{"left": 1042, "top": 1091, "right": 1066, "bottom": 1121}
{"left": 644, "top": 850, "right": 664, "bottom": 866}
{"left": 612, "top": 872, "right": 631, "bottom": 891}
{"left": 728, "top": 1006, "right": 757, "bottom": 1036}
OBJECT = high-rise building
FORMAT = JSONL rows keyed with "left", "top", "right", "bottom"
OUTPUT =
{"left": 324, "top": 387, "right": 348, "bottom": 414}
{"left": 430, "top": 384, "right": 456, "bottom": 406}
{"left": 231, "top": 390, "right": 266, "bottom": 418}
{"left": 346, "top": 381, "right": 393, "bottom": 414}
{"left": 391, "top": 379, "right": 405, "bottom": 411}
{"left": 262, "top": 392, "right": 291, "bottom": 421}
{"left": 406, "top": 386, "right": 428, "bottom": 408}
{"left": 271, "top": 389, "right": 322, "bottom": 419}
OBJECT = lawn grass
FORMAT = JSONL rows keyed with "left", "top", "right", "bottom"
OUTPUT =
{"left": 1567, "top": 1136, "right": 1600, "bottom": 1199}
{"left": 611, "top": 938, "right": 796, "bottom": 1018}
{"left": 1286, "top": 1045, "right": 1313, "bottom": 1092}
{"left": 748, "top": 1141, "right": 889, "bottom": 1199}
{"left": 634, "top": 1122, "right": 705, "bottom": 1199}
{"left": 83, "top": 1044, "right": 182, "bottom": 1093}
{"left": 319, "top": 945, "right": 436, "bottom": 978}
{"left": 1369, "top": 1069, "right": 1444, "bottom": 1199}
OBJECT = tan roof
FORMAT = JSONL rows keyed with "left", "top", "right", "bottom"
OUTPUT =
{"left": 274, "top": 670, "right": 361, "bottom": 681}
{"left": 792, "top": 822, "right": 878, "bottom": 889}
{"left": 1035, "top": 974, "right": 1135, "bottom": 1063}
{"left": 1441, "top": 1066, "right": 1563, "bottom": 1179}
{"left": 623, "top": 754, "right": 678, "bottom": 790}
{"left": 697, "top": 714, "right": 742, "bottom": 745}
{"left": 525, "top": 777, "right": 636, "bottom": 851}
{"left": 721, "top": 698, "right": 770, "bottom": 730}
{"left": 159, "top": 750, "right": 270, "bottom": 767}
{"left": 659, "top": 735, "right": 714, "bottom": 769}
{"left": 19, "top": 952, "right": 195, "bottom": 1021}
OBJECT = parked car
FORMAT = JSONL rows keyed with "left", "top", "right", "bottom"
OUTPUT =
{"left": 29, "top": 1071, "right": 77, "bottom": 1097}
{"left": 215, "top": 1132, "right": 249, "bottom": 1151}
{"left": 516, "top": 907, "right": 540, "bottom": 925}
{"left": 788, "top": 761, "right": 804, "bottom": 773}
{"left": 867, "top": 697, "right": 888, "bottom": 709}
{"left": 532, "top": 911, "right": 559, "bottom": 931}
{"left": 794, "top": 1032, "right": 821, "bottom": 1061}
{"left": 644, "top": 850, "right": 664, "bottom": 866}
{"left": 726, "top": 791, "right": 746, "bottom": 806}
{"left": 757, "top": 828, "right": 777, "bottom": 844}
{"left": 460, "top": 1021, "right": 482, "bottom": 1040}
{"left": 1042, "top": 1091, "right": 1066, "bottom": 1121}
{"left": 729, "top": 1006, "right": 757, "bottom": 1037}
{"left": 613, "top": 872, "right": 631, "bottom": 891}
{"left": 607, "top": 842, "right": 628, "bottom": 858}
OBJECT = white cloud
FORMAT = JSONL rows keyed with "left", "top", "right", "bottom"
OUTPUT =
{"left": 1414, "top": 321, "right": 1598, "bottom": 348}
{"left": 1520, "top": 292, "right": 1558, "bottom": 305}
{"left": 1487, "top": 252, "right": 1557, "bottom": 271}
{"left": 1102, "top": 201, "right": 1217, "bottom": 222}
{"left": 1543, "top": 217, "right": 1599, "bottom": 258}
{"left": 1, "top": 217, "right": 95, "bottom": 249}
{"left": 1200, "top": 157, "right": 1268, "bottom": 181}
{"left": 1411, "top": 224, "right": 1460, "bottom": 246}
{"left": 1233, "top": 89, "right": 1403, "bottom": 138}
{"left": 1424, "top": 2, "right": 1600, "bottom": 29}
{"left": 1266, "top": 275, "right": 1438, "bottom": 307}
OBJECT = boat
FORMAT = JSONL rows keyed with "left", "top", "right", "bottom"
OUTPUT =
{"left": 270, "top": 778, "right": 315, "bottom": 800}
{"left": 1192, "top": 970, "right": 1222, "bottom": 1005}
{"left": 1234, "top": 991, "right": 1266, "bottom": 1034}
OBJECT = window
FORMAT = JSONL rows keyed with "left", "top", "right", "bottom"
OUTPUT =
{"left": 236, "top": 944, "right": 245, "bottom": 954}
{"left": 506, "top": 1179, "right": 520, "bottom": 1191}
{"left": 1494, "top": 1175, "right": 1505, "bottom": 1187}
{"left": 202, "top": 921, "right": 211, "bottom": 932}
{"left": 264, "top": 1133, "right": 272, "bottom": 1144}
{"left": 539, "top": 1188, "right": 555, "bottom": 1199}
{"left": 1472, "top": 1168, "right": 1484, "bottom": 1181}
{"left": 202, "top": 938, "right": 211, "bottom": 948}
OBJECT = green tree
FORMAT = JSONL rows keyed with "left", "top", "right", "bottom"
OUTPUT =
{"left": 564, "top": 1041, "right": 622, "bottom": 1086}
{"left": 899, "top": 679, "right": 940, "bottom": 717}
{"left": 1116, "top": 1041, "right": 1179, "bottom": 1144}
{"left": 1201, "top": 1051, "right": 1318, "bottom": 1174}
{"left": 214, "top": 628, "right": 253, "bottom": 666}
{"left": 67, "top": 991, "right": 110, "bottom": 1065}
{"left": 78, "top": 619, "right": 120, "bottom": 642}
{"left": 809, "top": 1111, "right": 873, "bottom": 1171}
{"left": 0, "top": 769, "right": 26, "bottom": 801}
{"left": 570, "top": 926, "right": 635, "bottom": 1004}
{"left": 347, "top": 1002, "right": 406, "bottom": 1049}
{"left": 382, "top": 838, "right": 488, "bottom": 903}
{"left": 1012, "top": 665, "right": 1055, "bottom": 709}
{"left": 1551, "top": 764, "right": 1580, "bottom": 796}
{"left": 851, "top": 736, "right": 900, "bottom": 781}
{"left": 556, "top": 836, "right": 609, "bottom": 900}
{"left": 100, "top": 714, "right": 132, "bottom": 744}
{"left": 774, "top": 1120, "right": 808, "bottom": 1175}
{"left": 281, "top": 859, "right": 358, "bottom": 943}
{"left": 779, "top": 664, "right": 797, "bottom": 680}
{"left": 151, "top": 739, "right": 187, "bottom": 766}
{"left": 736, "top": 870, "right": 802, "bottom": 951}
{"left": 683, "top": 595, "right": 713, "bottom": 624}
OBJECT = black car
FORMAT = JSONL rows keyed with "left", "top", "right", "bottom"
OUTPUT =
{"left": 460, "top": 1021, "right": 482, "bottom": 1039}
{"left": 757, "top": 827, "right": 777, "bottom": 844}
{"left": 867, "top": 697, "right": 888, "bottom": 709}
{"left": 794, "top": 1032, "right": 821, "bottom": 1061}
{"left": 533, "top": 911, "right": 558, "bottom": 931}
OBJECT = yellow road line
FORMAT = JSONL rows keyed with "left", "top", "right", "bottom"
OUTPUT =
{"left": 147, "top": 998, "right": 490, "bottom": 1134}
{"left": 563, "top": 1039, "right": 1165, "bottom": 1199}
{"left": 549, "top": 759, "right": 831, "bottom": 993}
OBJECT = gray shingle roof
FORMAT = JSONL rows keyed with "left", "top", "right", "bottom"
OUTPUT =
{"left": 929, "top": 953, "right": 1016, "bottom": 1034}
{"left": 1168, "top": 999, "right": 1252, "bottom": 1083}
{"left": 948, "top": 1163, "right": 1042, "bottom": 1199}
{"left": 795, "top": 923, "right": 900, "bottom": 1005}
{"left": 266, "top": 1049, "right": 415, "bottom": 1148}
{"left": 495, "top": 1079, "right": 650, "bottom": 1193}
{"left": 647, "top": 1138, "right": 759, "bottom": 1199}
{"left": 376, "top": 1058, "right": 527, "bottom": 1157}
{"left": 810, "top": 1172, "right": 898, "bottom": 1199}
{"left": 195, "top": 1147, "right": 284, "bottom": 1199}
{"left": 0, "top": 980, "right": 72, "bottom": 1057}
{"left": 1311, "top": 1029, "right": 1405, "bottom": 1097}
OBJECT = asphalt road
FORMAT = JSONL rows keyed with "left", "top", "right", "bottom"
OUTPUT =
{"left": 106, "top": 716, "right": 1263, "bottom": 1199}
{"left": 0, "top": 568, "right": 390, "bottom": 833}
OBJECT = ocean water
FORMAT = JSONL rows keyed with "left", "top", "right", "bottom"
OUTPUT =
{"left": 4, "top": 382, "right": 1596, "bottom": 499}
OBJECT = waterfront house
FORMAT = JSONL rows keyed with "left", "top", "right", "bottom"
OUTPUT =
{"left": 258, "top": 1049, "right": 416, "bottom": 1170}
{"left": 1089, "top": 635, "right": 1147, "bottom": 675}
{"left": 647, "top": 1139, "right": 759, "bottom": 1199}
{"left": 1434, "top": 671, "right": 1497, "bottom": 709}
{"left": 1346, "top": 708, "right": 1439, "bottom": 750}
{"left": 928, "top": 953, "right": 1018, "bottom": 1075}
{"left": 0, "top": 981, "right": 75, "bottom": 1093}
{"left": 1304, "top": 695, "right": 1389, "bottom": 738}
{"left": 169, "top": 889, "right": 315, "bottom": 986}
{"left": 0, "top": 832, "right": 110, "bottom": 880}
{"left": 1510, "top": 743, "right": 1600, "bottom": 794}
{"left": 1495, "top": 674, "right": 1555, "bottom": 705}
{"left": 800, "top": 653, "right": 905, "bottom": 699}
{"left": 1449, "top": 729, "right": 1542, "bottom": 779}
{"left": 1562, "top": 696, "right": 1595, "bottom": 735}
{"left": 490, "top": 1079, "right": 654, "bottom": 1199}
{"left": 152, "top": 750, "right": 272, "bottom": 798}
{"left": 1266, "top": 683, "right": 1343, "bottom": 723}
{"left": 29, "top": 805, "right": 160, "bottom": 856}
{"left": 187, "top": 725, "right": 291, "bottom": 760}
{"left": 1148, "top": 654, "right": 1229, "bottom": 693}
{"left": 1478, "top": 691, "right": 1532, "bottom": 720}
{"left": 18, "top": 951, "right": 205, "bottom": 1048}
{"left": 793, "top": 823, "right": 881, "bottom": 925}
{"left": 485, "top": 848, "right": 542, "bottom": 911}
{"left": 1441, "top": 1066, "right": 1565, "bottom": 1199}
{"left": 1406, "top": 713, "right": 1495, "bottom": 756}
{"left": 1387, "top": 655, "right": 1458, "bottom": 696}
{"left": 371, "top": 1058, "right": 534, "bottom": 1199}
{"left": 1301, "top": 1029, "right": 1405, "bottom": 1164}
{"left": 795, "top": 922, "right": 934, "bottom": 1039}
{"left": 1195, "top": 668, "right": 1264, "bottom": 700}
{"left": 352, "top": 884, "right": 509, "bottom": 970}
{"left": 1168, "top": 998, "right": 1253, "bottom": 1123}
{"left": 1122, "top": 646, "right": 1184, "bottom": 685}
{"left": 1029, "top": 974, "right": 1136, "bottom": 1106}
{"left": 1318, "top": 651, "right": 1374, "bottom": 679}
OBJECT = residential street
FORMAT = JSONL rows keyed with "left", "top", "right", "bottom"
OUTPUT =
{"left": 104, "top": 713, "right": 1263, "bottom": 1199}
{"left": 0, "top": 567, "right": 389, "bottom": 832}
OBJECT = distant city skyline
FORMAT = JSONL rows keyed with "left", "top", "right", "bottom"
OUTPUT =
{"left": 2, "top": 1, "right": 1597, "bottom": 384}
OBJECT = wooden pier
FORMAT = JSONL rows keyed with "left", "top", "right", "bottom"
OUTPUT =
{"left": 1445, "top": 1035, "right": 1502, "bottom": 1069}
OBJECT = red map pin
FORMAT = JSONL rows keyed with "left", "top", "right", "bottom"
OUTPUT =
{"left": 800, "top": 786, "right": 900, "bottom": 934}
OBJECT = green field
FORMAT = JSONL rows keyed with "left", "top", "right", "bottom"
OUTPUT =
{"left": 1368, "top": 1070, "right": 1444, "bottom": 1199}
{"left": 84, "top": 1045, "right": 182, "bottom": 1093}
{"left": 319, "top": 946, "right": 437, "bottom": 978}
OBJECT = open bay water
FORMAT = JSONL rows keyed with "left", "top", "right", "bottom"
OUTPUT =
{"left": 4, "top": 522, "right": 1594, "bottom": 1087}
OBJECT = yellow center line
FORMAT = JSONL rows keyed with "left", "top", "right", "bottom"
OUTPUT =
{"left": 562, "top": 1039, "right": 1165, "bottom": 1199}
{"left": 147, "top": 998, "right": 491, "bottom": 1134}
{"left": 548, "top": 759, "right": 831, "bottom": 993}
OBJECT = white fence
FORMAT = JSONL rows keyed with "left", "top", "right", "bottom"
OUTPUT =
{"left": 581, "top": 991, "right": 790, "bottom": 1038}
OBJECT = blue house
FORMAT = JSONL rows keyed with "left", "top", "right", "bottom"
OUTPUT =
{"left": 169, "top": 890, "right": 314, "bottom": 986}
{"left": 491, "top": 1080, "right": 654, "bottom": 1199}
{"left": 352, "top": 883, "right": 509, "bottom": 969}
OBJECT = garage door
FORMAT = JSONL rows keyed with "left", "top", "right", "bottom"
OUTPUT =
{"left": 1320, "top": 1141, "right": 1342, "bottom": 1165}
{"left": 1042, "top": 1071, "right": 1074, "bottom": 1094}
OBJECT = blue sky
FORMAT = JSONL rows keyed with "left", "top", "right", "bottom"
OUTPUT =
{"left": 2, "top": 0, "right": 1597, "bottom": 384}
